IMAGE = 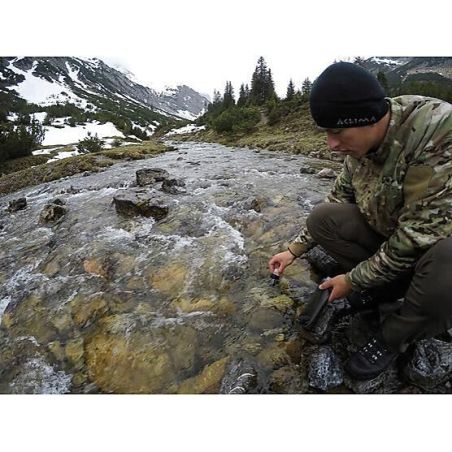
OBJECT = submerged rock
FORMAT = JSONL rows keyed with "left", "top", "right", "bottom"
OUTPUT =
{"left": 177, "top": 357, "right": 230, "bottom": 394}
{"left": 136, "top": 168, "right": 169, "bottom": 186}
{"left": 220, "top": 358, "right": 258, "bottom": 394}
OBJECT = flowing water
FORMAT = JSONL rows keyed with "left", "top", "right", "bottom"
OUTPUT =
{"left": 0, "top": 141, "right": 337, "bottom": 393}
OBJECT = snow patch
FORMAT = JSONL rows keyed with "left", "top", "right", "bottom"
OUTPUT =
{"left": 42, "top": 121, "right": 124, "bottom": 146}
{"left": 7, "top": 61, "right": 88, "bottom": 108}
{"left": 166, "top": 124, "right": 205, "bottom": 136}
{"left": 176, "top": 109, "right": 197, "bottom": 121}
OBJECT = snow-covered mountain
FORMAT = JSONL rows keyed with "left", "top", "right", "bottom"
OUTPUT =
{"left": 359, "top": 56, "right": 452, "bottom": 87}
{"left": 0, "top": 57, "right": 209, "bottom": 121}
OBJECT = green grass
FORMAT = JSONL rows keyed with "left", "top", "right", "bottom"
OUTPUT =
{"left": 171, "top": 103, "right": 332, "bottom": 159}
{"left": 0, "top": 141, "right": 172, "bottom": 196}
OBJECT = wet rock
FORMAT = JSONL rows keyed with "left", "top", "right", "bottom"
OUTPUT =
{"left": 269, "top": 365, "right": 307, "bottom": 393}
{"left": 39, "top": 200, "right": 67, "bottom": 223}
{"left": 260, "top": 295, "right": 294, "bottom": 313}
{"left": 241, "top": 196, "right": 266, "bottom": 213}
{"left": 404, "top": 339, "right": 452, "bottom": 391}
{"left": 220, "top": 358, "right": 258, "bottom": 394}
{"left": 304, "top": 245, "right": 342, "bottom": 277}
{"left": 308, "top": 345, "right": 344, "bottom": 391}
{"left": 70, "top": 294, "right": 109, "bottom": 328}
{"left": 256, "top": 343, "right": 292, "bottom": 370}
{"left": 85, "top": 314, "right": 199, "bottom": 393}
{"left": 136, "top": 168, "right": 169, "bottom": 186}
{"left": 299, "top": 165, "right": 316, "bottom": 175}
{"left": 172, "top": 297, "right": 235, "bottom": 315}
{"left": 113, "top": 190, "right": 169, "bottom": 220}
{"left": 83, "top": 258, "right": 112, "bottom": 279}
{"left": 177, "top": 357, "right": 229, "bottom": 394}
{"left": 161, "top": 178, "right": 186, "bottom": 195}
{"left": 248, "top": 307, "right": 285, "bottom": 332}
{"left": 149, "top": 263, "right": 188, "bottom": 296}
{"left": 317, "top": 168, "right": 336, "bottom": 179}
{"left": 7, "top": 198, "right": 27, "bottom": 213}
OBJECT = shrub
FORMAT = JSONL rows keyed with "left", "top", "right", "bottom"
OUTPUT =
{"left": 76, "top": 132, "right": 104, "bottom": 153}
{"left": 0, "top": 119, "right": 45, "bottom": 162}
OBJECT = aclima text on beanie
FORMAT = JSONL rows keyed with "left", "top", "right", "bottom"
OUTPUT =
{"left": 309, "top": 62, "right": 389, "bottom": 128}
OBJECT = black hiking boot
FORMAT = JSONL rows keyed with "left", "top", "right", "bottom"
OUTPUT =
{"left": 345, "top": 333, "right": 399, "bottom": 380}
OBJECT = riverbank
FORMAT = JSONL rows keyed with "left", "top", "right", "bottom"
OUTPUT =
{"left": 165, "top": 103, "right": 341, "bottom": 162}
{"left": 0, "top": 141, "right": 172, "bottom": 196}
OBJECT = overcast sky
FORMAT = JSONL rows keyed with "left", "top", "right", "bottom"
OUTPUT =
{"left": 3, "top": 0, "right": 449, "bottom": 100}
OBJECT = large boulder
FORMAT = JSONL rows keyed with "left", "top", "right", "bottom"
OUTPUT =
{"left": 113, "top": 190, "right": 169, "bottom": 220}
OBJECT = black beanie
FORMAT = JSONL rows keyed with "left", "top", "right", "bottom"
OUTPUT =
{"left": 309, "top": 62, "right": 389, "bottom": 128}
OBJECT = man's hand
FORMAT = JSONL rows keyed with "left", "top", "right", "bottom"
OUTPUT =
{"left": 319, "top": 274, "right": 352, "bottom": 302}
{"left": 268, "top": 250, "right": 296, "bottom": 275}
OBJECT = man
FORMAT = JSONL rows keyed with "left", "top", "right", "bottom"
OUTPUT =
{"left": 268, "top": 62, "right": 452, "bottom": 380}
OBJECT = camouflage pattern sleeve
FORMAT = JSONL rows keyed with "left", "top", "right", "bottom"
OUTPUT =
{"left": 288, "top": 156, "right": 356, "bottom": 257}
{"left": 325, "top": 156, "right": 356, "bottom": 204}
{"left": 346, "top": 132, "right": 452, "bottom": 291}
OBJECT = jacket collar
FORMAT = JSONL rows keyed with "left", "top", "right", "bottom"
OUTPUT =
{"left": 365, "top": 98, "right": 402, "bottom": 165}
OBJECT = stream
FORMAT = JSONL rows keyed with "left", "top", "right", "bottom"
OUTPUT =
{"left": 0, "top": 140, "right": 337, "bottom": 393}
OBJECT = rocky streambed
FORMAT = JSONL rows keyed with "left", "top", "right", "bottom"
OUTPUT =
{"left": 0, "top": 141, "right": 451, "bottom": 394}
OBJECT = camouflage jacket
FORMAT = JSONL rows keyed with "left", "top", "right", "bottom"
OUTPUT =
{"left": 288, "top": 95, "right": 452, "bottom": 291}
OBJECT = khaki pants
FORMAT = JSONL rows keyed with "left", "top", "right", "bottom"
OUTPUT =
{"left": 306, "top": 202, "right": 452, "bottom": 352}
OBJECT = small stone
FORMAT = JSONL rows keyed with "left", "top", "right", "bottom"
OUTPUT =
{"left": 7, "top": 198, "right": 27, "bottom": 212}
{"left": 317, "top": 168, "right": 336, "bottom": 179}
{"left": 299, "top": 165, "right": 316, "bottom": 175}
{"left": 39, "top": 202, "right": 67, "bottom": 223}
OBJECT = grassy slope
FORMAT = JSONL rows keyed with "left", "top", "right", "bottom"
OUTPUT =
{"left": 171, "top": 103, "right": 333, "bottom": 158}
{"left": 0, "top": 140, "right": 172, "bottom": 196}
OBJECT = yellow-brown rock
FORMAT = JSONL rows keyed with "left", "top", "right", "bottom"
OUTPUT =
{"left": 85, "top": 314, "right": 198, "bottom": 393}
{"left": 177, "top": 357, "right": 229, "bottom": 394}
{"left": 148, "top": 263, "right": 188, "bottom": 296}
{"left": 172, "top": 297, "right": 235, "bottom": 315}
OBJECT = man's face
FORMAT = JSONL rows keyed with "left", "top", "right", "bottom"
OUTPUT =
{"left": 319, "top": 125, "right": 378, "bottom": 159}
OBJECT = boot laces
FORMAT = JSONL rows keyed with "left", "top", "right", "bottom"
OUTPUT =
{"left": 358, "top": 337, "right": 390, "bottom": 364}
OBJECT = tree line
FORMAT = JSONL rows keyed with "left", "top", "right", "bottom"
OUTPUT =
{"left": 198, "top": 56, "right": 313, "bottom": 133}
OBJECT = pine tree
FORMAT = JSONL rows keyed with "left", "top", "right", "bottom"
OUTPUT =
{"left": 250, "top": 56, "right": 276, "bottom": 105}
{"left": 301, "top": 77, "right": 312, "bottom": 98}
{"left": 222, "top": 81, "right": 235, "bottom": 109}
{"left": 237, "top": 83, "right": 247, "bottom": 107}
{"left": 377, "top": 71, "right": 389, "bottom": 94}
{"left": 286, "top": 79, "right": 295, "bottom": 100}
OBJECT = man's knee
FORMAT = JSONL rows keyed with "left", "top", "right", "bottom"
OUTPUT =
{"left": 415, "top": 237, "right": 452, "bottom": 276}
{"left": 306, "top": 202, "right": 361, "bottom": 239}
{"left": 306, "top": 203, "right": 333, "bottom": 236}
